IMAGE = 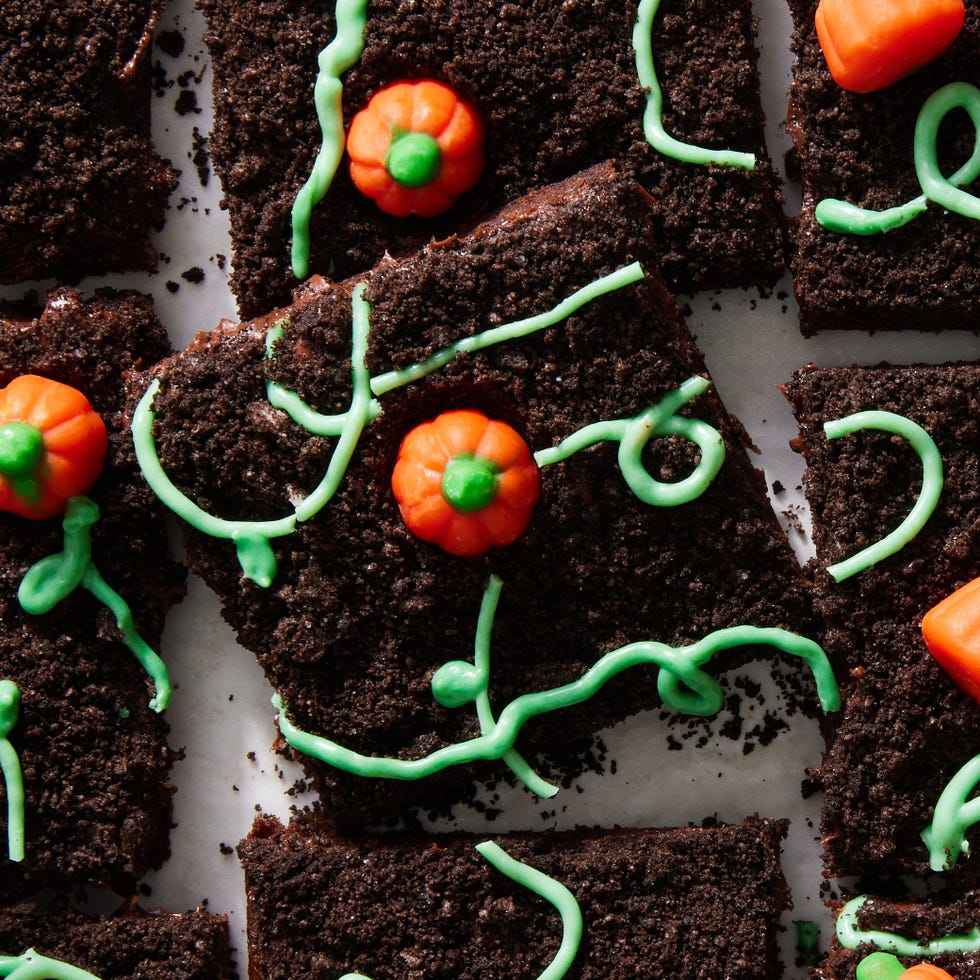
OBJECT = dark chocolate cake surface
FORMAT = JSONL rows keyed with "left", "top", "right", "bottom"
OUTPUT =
{"left": 787, "top": 363, "right": 980, "bottom": 879}
{"left": 788, "top": 0, "right": 980, "bottom": 334}
{"left": 0, "top": 289, "right": 184, "bottom": 900}
{"left": 134, "top": 165, "right": 821, "bottom": 829}
{"left": 200, "top": 0, "right": 786, "bottom": 317}
{"left": 239, "top": 811, "right": 789, "bottom": 980}
{"left": 0, "top": 0, "right": 176, "bottom": 284}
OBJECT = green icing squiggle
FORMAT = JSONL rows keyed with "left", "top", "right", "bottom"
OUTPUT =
{"left": 0, "top": 949, "right": 100, "bottom": 979}
{"left": 290, "top": 0, "right": 369, "bottom": 279}
{"left": 824, "top": 410, "right": 943, "bottom": 583}
{"left": 922, "top": 751, "right": 980, "bottom": 871}
{"left": 837, "top": 895, "right": 980, "bottom": 956}
{"left": 274, "top": 575, "right": 839, "bottom": 794}
{"left": 816, "top": 81, "right": 980, "bottom": 235}
{"left": 633, "top": 0, "right": 755, "bottom": 170}
{"left": 0, "top": 679, "right": 24, "bottom": 863}
{"left": 17, "top": 496, "right": 171, "bottom": 713}
{"left": 337, "top": 841, "right": 582, "bottom": 980}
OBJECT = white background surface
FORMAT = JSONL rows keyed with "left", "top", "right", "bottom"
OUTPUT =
{"left": 3, "top": 0, "right": 980, "bottom": 975}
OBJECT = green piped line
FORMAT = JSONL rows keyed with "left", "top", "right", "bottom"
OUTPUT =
{"left": 475, "top": 841, "right": 583, "bottom": 980}
{"left": 837, "top": 895, "right": 980, "bottom": 956}
{"left": 290, "top": 0, "right": 370, "bottom": 279}
{"left": 0, "top": 680, "right": 24, "bottom": 863}
{"left": 0, "top": 949, "right": 101, "bottom": 979}
{"left": 633, "top": 0, "right": 755, "bottom": 170}
{"left": 824, "top": 411, "right": 943, "bottom": 582}
{"left": 922, "top": 752, "right": 980, "bottom": 871}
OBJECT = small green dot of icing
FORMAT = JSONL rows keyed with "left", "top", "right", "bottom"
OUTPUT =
{"left": 0, "top": 422, "right": 44, "bottom": 479}
{"left": 441, "top": 453, "right": 498, "bottom": 512}
{"left": 386, "top": 131, "right": 442, "bottom": 188}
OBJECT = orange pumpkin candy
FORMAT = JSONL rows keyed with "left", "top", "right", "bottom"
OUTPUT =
{"left": 0, "top": 375, "right": 108, "bottom": 519}
{"left": 347, "top": 79, "right": 485, "bottom": 217}
{"left": 900, "top": 966, "right": 957, "bottom": 980}
{"left": 391, "top": 410, "right": 540, "bottom": 557}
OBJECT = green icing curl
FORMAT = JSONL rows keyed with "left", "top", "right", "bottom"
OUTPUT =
{"left": 0, "top": 949, "right": 100, "bottom": 979}
{"left": 275, "top": 575, "right": 839, "bottom": 795}
{"left": 0, "top": 679, "right": 24, "bottom": 862}
{"left": 816, "top": 81, "right": 980, "bottom": 235}
{"left": 837, "top": 895, "right": 980, "bottom": 957}
{"left": 922, "top": 751, "right": 980, "bottom": 871}
{"left": 824, "top": 410, "right": 943, "bottom": 582}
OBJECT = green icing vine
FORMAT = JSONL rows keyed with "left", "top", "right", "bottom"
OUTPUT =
{"left": 824, "top": 410, "right": 943, "bottom": 582}
{"left": 837, "top": 895, "right": 980, "bottom": 956}
{"left": 0, "top": 679, "right": 24, "bottom": 863}
{"left": 816, "top": 82, "right": 980, "bottom": 235}
{"left": 338, "top": 841, "right": 581, "bottom": 979}
{"left": 922, "top": 751, "right": 980, "bottom": 871}
{"left": 633, "top": 0, "right": 755, "bottom": 170}
{"left": 16, "top": 496, "right": 170, "bottom": 713}
{"left": 274, "top": 574, "right": 839, "bottom": 795}
{"left": 0, "top": 949, "right": 100, "bottom": 980}
{"left": 134, "top": 263, "right": 727, "bottom": 588}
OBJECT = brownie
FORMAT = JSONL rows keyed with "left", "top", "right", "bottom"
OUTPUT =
{"left": 814, "top": 892, "right": 980, "bottom": 979}
{"left": 787, "top": 0, "right": 980, "bottom": 334}
{"left": 0, "top": 289, "right": 184, "bottom": 900}
{"left": 238, "top": 811, "right": 789, "bottom": 979}
{"left": 0, "top": 899, "right": 231, "bottom": 978}
{"left": 0, "top": 0, "right": 176, "bottom": 284}
{"left": 200, "top": 0, "right": 786, "bottom": 318}
{"left": 134, "top": 164, "right": 823, "bottom": 829}
{"left": 786, "top": 363, "right": 980, "bottom": 879}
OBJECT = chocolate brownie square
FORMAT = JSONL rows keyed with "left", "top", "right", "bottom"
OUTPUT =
{"left": 787, "top": 0, "right": 980, "bottom": 334}
{"left": 200, "top": 0, "right": 786, "bottom": 317}
{"left": 0, "top": 899, "right": 231, "bottom": 978}
{"left": 786, "top": 363, "right": 980, "bottom": 879}
{"left": 0, "top": 289, "right": 184, "bottom": 899}
{"left": 238, "top": 812, "right": 789, "bottom": 979}
{"left": 132, "top": 164, "right": 828, "bottom": 829}
{"left": 0, "top": 0, "right": 176, "bottom": 284}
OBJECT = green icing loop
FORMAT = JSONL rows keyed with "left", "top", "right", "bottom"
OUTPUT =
{"left": 0, "top": 679, "right": 24, "bottom": 863}
{"left": 824, "top": 410, "right": 943, "bottom": 583}
{"left": 274, "top": 575, "right": 839, "bottom": 795}
{"left": 336, "top": 842, "right": 582, "bottom": 980}
{"left": 838, "top": 895, "right": 980, "bottom": 957}
{"left": 0, "top": 949, "right": 100, "bottom": 980}
{"left": 534, "top": 375, "right": 724, "bottom": 505}
{"left": 856, "top": 952, "right": 908, "bottom": 980}
{"left": 136, "top": 264, "right": 689, "bottom": 590}
{"left": 290, "top": 0, "right": 369, "bottom": 279}
{"left": 922, "top": 751, "right": 980, "bottom": 871}
{"left": 474, "top": 841, "right": 583, "bottom": 980}
{"left": 816, "top": 81, "right": 980, "bottom": 235}
{"left": 17, "top": 496, "right": 171, "bottom": 713}
{"left": 633, "top": 0, "right": 755, "bottom": 170}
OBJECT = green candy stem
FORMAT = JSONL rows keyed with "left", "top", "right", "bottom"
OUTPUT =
{"left": 386, "top": 130, "right": 442, "bottom": 187}
{"left": 441, "top": 453, "right": 498, "bottom": 512}
{"left": 856, "top": 952, "right": 908, "bottom": 980}
{"left": 0, "top": 422, "right": 44, "bottom": 504}
{"left": 0, "top": 679, "right": 24, "bottom": 863}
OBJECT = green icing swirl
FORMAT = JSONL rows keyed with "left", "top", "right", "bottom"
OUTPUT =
{"left": 922, "top": 751, "right": 980, "bottom": 871}
{"left": 290, "top": 0, "right": 369, "bottom": 279}
{"left": 633, "top": 0, "right": 755, "bottom": 170}
{"left": 837, "top": 895, "right": 980, "bottom": 956}
{"left": 816, "top": 81, "right": 980, "bottom": 235}
{"left": 0, "top": 679, "right": 24, "bottom": 863}
{"left": 337, "top": 841, "right": 582, "bottom": 980}
{"left": 824, "top": 410, "right": 943, "bottom": 582}
{"left": 17, "top": 496, "right": 171, "bottom": 713}
{"left": 0, "top": 949, "right": 100, "bottom": 979}
{"left": 274, "top": 574, "right": 839, "bottom": 794}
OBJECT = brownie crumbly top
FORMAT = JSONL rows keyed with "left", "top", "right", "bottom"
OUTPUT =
{"left": 238, "top": 812, "right": 789, "bottom": 980}
{"left": 786, "top": 363, "right": 980, "bottom": 880}
{"left": 0, "top": 289, "right": 184, "bottom": 900}
{"left": 139, "top": 164, "right": 816, "bottom": 828}
{"left": 787, "top": 0, "right": 980, "bottom": 334}
{"left": 200, "top": 0, "right": 785, "bottom": 317}
{"left": 0, "top": 0, "right": 175, "bottom": 284}
{"left": 0, "top": 900, "right": 231, "bottom": 978}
